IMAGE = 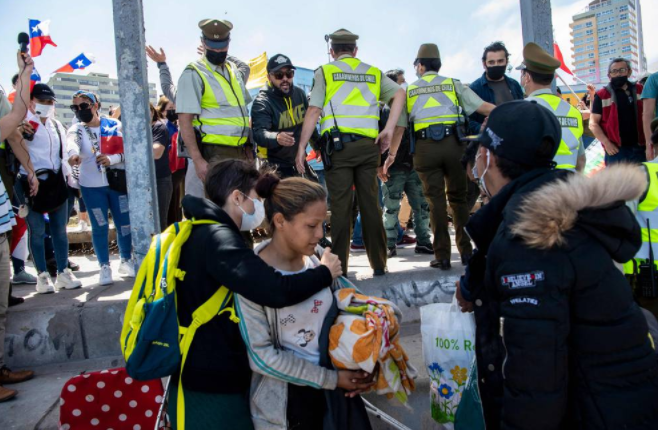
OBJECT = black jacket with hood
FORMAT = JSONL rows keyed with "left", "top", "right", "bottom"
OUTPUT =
{"left": 463, "top": 164, "right": 658, "bottom": 430}
{"left": 174, "top": 195, "right": 333, "bottom": 394}
{"left": 251, "top": 84, "right": 318, "bottom": 168}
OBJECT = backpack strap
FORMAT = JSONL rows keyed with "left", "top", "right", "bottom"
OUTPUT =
{"left": 173, "top": 218, "right": 237, "bottom": 430}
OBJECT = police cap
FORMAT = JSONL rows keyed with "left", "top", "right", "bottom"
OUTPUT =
{"left": 328, "top": 29, "right": 359, "bottom": 43}
{"left": 199, "top": 19, "right": 233, "bottom": 49}
{"left": 516, "top": 42, "right": 561, "bottom": 74}
{"left": 415, "top": 43, "right": 440, "bottom": 60}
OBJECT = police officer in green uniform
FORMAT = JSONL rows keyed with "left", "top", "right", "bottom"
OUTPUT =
{"left": 518, "top": 42, "right": 586, "bottom": 172}
{"left": 177, "top": 19, "right": 252, "bottom": 198}
{"left": 295, "top": 29, "right": 407, "bottom": 276}
{"left": 387, "top": 44, "right": 494, "bottom": 270}
{"left": 625, "top": 118, "right": 658, "bottom": 320}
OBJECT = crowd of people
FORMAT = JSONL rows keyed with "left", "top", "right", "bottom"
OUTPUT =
{"left": 0, "top": 15, "right": 658, "bottom": 429}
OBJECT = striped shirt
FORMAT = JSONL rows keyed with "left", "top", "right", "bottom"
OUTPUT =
{"left": 0, "top": 175, "right": 16, "bottom": 234}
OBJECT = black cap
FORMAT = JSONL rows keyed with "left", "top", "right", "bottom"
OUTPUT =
{"left": 31, "top": 83, "right": 56, "bottom": 101}
{"left": 267, "top": 54, "right": 296, "bottom": 73}
{"left": 478, "top": 100, "right": 561, "bottom": 167}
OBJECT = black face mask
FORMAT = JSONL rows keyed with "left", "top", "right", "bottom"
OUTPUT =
{"left": 75, "top": 109, "right": 94, "bottom": 123}
{"left": 166, "top": 109, "right": 178, "bottom": 123}
{"left": 206, "top": 50, "right": 228, "bottom": 66}
{"left": 486, "top": 65, "right": 506, "bottom": 81}
{"left": 611, "top": 76, "right": 629, "bottom": 89}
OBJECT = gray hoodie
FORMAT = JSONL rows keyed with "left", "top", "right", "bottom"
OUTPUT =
{"left": 235, "top": 242, "right": 339, "bottom": 430}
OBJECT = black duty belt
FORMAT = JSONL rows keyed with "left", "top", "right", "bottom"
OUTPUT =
{"left": 415, "top": 125, "right": 454, "bottom": 141}
{"left": 342, "top": 133, "right": 369, "bottom": 143}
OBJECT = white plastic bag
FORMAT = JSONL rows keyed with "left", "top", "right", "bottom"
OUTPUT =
{"left": 420, "top": 297, "right": 476, "bottom": 429}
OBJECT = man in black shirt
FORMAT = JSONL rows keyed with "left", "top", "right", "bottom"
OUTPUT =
{"left": 251, "top": 54, "right": 317, "bottom": 178}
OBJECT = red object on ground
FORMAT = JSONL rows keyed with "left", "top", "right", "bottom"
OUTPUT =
{"left": 59, "top": 367, "right": 165, "bottom": 430}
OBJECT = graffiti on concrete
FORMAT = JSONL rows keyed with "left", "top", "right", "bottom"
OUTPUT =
{"left": 382, "top": 276, "right": 459, "bottom": 308}
{"left": 5, "top": 311, "right": 80, "bottom": 360}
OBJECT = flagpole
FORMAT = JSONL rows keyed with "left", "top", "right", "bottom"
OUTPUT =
{"left": 556, "top": 73, "right": 583, "bottom": 105}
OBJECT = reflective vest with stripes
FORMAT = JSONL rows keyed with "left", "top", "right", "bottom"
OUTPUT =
{"left": 527, "top": 93, "right": 583, "bottom": 171}
{"left": 624, "top": 162, "right": 658, "bottom": 276}
{"left": 320, "top": 58, "right": 381, "bottom": 139}
{"left": 406, "top": 74, "right": 460, "bottom": 132}
{"left": 187, "top": 59, "right": 249, "bottom": 146}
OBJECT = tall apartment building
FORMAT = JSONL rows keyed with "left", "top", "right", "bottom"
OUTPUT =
{"left": 47, "top": 72, "right": 158, "bottom": 127}
{"left": 570, "top": 0, "right": 647, "bottom": 84}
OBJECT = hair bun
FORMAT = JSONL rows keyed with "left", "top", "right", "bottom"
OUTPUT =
{"left": 255, "top": 173, "right": 281, "bottom": 199}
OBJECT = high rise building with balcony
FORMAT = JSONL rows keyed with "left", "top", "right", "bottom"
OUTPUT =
{"left": 570, "top": 0, "right": 647, "bottom": 84}
{"left": 47, "top": 72, "right": 158, "bottom": 127}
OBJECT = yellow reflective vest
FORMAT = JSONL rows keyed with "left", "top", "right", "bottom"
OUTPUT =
{"left": 320, "top": 58, "right": 381, "bottom": 139}
{"left": 406, "top": 74, "right": 461, "bottom": 132}
{"left": 625, "top": 162, "right": 658, "bottom": 275}
{"left": 187, "top": 59, "right": 249, "bottom": 146}
{"left": 527, "top": 92, "right": 583, "bottom": 171}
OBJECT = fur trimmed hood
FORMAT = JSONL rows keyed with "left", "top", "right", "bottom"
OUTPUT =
{"left": 510, "top": 164, "right": 647, "bottom": 250}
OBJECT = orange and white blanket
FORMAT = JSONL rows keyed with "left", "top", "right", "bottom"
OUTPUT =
{"left": 329, "top": 288, "right": 417, "bottom": 405}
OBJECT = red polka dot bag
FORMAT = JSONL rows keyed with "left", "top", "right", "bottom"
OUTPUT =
{"left": 59, "top": 367, "right": 166, "bottom": 430}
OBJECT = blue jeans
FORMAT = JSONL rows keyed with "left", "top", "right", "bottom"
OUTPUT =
{"left": 604, "top": 144, "right": 647, "bottom": 165}
{"left": 15, "top": 180, "right": 69, "bottom": 274}
{"left": 80, "top": 186, "right": 132, "bottom": 265}
{"left": 14, "top": 181, "right": 69, "bottom": 273}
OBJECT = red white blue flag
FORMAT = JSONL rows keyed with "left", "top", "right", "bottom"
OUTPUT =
{"left": 29, "top": 19, "right": 57, "bottom": 57}
{"left": 30, "top": 67, "right": 41, "bottom": 91}
{"left": 53, "top": 53, "right": 95, "bottom": 74}
{"left": 100, "top": 117, "right": 124, "bottom": 155}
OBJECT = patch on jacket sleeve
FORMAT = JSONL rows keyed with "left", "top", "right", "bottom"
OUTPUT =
{"left": 501, "top": 271, "right": 545, "bottom": 289}
{"left": 509, "top": 297, "right": 539, "bottom": 306}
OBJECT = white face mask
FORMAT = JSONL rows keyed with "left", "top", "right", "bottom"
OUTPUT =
{"left": 400, "top": 82, "right": 408, "bottom": 90}
{"left": 238, "top": 192, "right": 266, "bottom": 231}
{"left": 34, "top": 103, "right": 54, "bottom": 118}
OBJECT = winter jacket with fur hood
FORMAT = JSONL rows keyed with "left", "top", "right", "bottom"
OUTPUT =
{"left": 465, "top": 164, "right": 658, "bottom": 430}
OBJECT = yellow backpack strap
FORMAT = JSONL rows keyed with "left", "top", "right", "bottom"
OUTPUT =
{"left": 176, "top": 285, "right": 236, "bottom": 430}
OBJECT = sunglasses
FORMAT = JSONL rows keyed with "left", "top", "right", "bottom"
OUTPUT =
{"left": 70, "top": 103, "right": 92, "bottom": 112}
{"left": 272, "top": 70, "right": 295, "bottom": 80}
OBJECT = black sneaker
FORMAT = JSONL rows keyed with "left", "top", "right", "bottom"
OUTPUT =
{"left": 461, "top": 253, "right": 472, "bottom": 266}
{"left": 68, "top": 260, "right": 80, "bottom": 272}
{"left": 373, "top": 268, "right": 388, "bottom": 276}
{"left": 415, "top": 244, "right": 434, "bottom": 254}
{"left": 387, "top": 246, "right": 397, "bottom": 258}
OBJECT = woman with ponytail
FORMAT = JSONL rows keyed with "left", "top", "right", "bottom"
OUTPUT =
{"left": 236, "top": 173, "right": 373, "bottom": 430}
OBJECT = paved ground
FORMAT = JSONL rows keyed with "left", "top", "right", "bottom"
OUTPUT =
{"left": 1, "top": 228, "right": 464, "bottom": 429}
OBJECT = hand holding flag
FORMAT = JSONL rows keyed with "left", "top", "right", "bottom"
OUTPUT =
{"left": 53, "top": 53, "right": 95, "bottom": 74}
{"left": 29, "top": 19, "right": 57, "bottom": 57}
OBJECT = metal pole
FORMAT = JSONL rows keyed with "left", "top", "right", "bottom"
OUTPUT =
{"left": 111, "top": 0, "right": 159, "bottom": 266}
{"left": 520, "top": 0, "right": 557, "bottom": 91}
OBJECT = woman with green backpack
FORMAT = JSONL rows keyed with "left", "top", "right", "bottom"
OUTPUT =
{"left": 169, "top": 159, "right": 343, "bottom": 430}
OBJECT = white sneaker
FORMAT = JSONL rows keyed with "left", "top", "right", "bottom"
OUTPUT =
{"left": 78, "top": 220, "right": 89, "bottom": 232}
{"left": 118, "top": 259, "right": 135, "bottom": 278}
{"left": 55, "top": 268, "right": 82, "bottom": 291}
{"left": 99, "top": 265, "right": 113, "bottom": 286}
{"left": 36, "top": 272, "right": 55, "bottom": 294}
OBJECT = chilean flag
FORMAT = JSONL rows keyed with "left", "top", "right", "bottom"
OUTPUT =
{"left": 100, "top": 117, "right": 124, "bottom": 155}
{"left": 553, "top": 42, "right": 574, "bottom": 76}
{"left": 30, "top": 67, "right": 41, "bottom": 91}
{"left": 53, "top": 53, "right": 95, "bottom": 74}
{"left": 29, "top": 19, "right": 57, "bottom": 57}
{"left": 7, "top": 68, "right": 41, "bottom": 103}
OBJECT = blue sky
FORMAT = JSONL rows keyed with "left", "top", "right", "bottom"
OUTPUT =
{"left": 1, "top": 0, "right": 656, "bottom": 96}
